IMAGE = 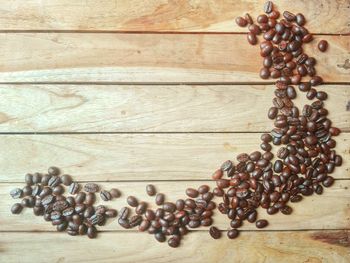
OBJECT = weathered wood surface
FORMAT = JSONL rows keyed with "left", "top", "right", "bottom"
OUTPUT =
{"left": 0, "top": 85, "right": 349, "bottom": 133}
{"left": 0, "top": 0, "right": 349, "bottom": 34}
{"left": 0, "top": 231, "right": 349, "bottom": 263}
{"left": 0, "top": 133, "right": 348, "bottom": 182}
{"left": 0, "top": 34, "right": 349, "bottom": 83}
{"left": 1, "top": 181, "right": 349, "bottom": 231}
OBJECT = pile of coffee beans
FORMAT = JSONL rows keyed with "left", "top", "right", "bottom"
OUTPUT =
{"left": 9, "top": 1, "right": 343, "bottom": 248}
{"left": 205, "top": 1, "right": 341, "bottom": 239}
{"left": 118, "top": 184, "right": 216, "bottom": 248}
{"left": 10, "top": 167, "right": 119, "bottom": 238}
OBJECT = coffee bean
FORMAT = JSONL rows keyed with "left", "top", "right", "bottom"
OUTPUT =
{"left": 260, "top": 67, "right": 270, "bottom": 79}
{"left": 32, "top": 173, "right": 42, "bottom": 184}
{"left": 249, "top": 24, "right": 261, "bottom": 35}
{"left": 155, "top": 232, "right": 166, "bottom": 243}
{"left": 209, "top": 226, "right": 221, "bottom": 239}
{"left": 87, "top": 226, "right": 97, "bottom": 239}
{"left": 10, "top": 188, "right": 23, "bottom": 199}
{"left": 155, "top": 193, "right": 165, "bottom": 206}
{"left": 48, "top": 166, "right": 60, "bottom": 176}
{"left": 227, "top": 229, "right": 239, "bottom": 239}
{"left": 167, "top": 237, "right": 180, "bottom": 248}
{"left": 256, "top": 219, "right": 269, "bottom": 228}
{"left": 100, "top": 190, "right": 112, "bottom": 201}
{"left": 48, "top": 176, "right": 61, "bottom": 188}
{"left": 11, "top": 203, "right": 23, "bottom": 214}
{"left": 135, "top": 202, "right": 147, "bottom": 215}
{"left": 186, "top": 188, "right": 199, "bottom": 198}
{"left": 295, "top": 13, "right": 306, "bottom": 26}
{"left": 105, "top": 209, "right": 117, "bottom": 218}
{"left": 212, "top": 169, "right": 223, "bottom": 180}
{"left": 318, "top": 40, "right": 328, "bottom": 52}
{"left": 247, "top": 32, "right": 258, "bottom": 45}
{"left": 107, "top": 188, "right": 120, "bottom": 199}
{"left": 85, "top": 192, "right": 95, "bottom": 206}
{"left": 53, "top": 185, "right": 64, "bottom": 196}
{"left": 264, "top": 1, "right": 273, "bottom": 13}
{"left": 75, "top": 192, "right": 86, "bottom": 204}
{"left": 129, "top": 215, "right": 142, "bottom": 227}
{"left": 41, "top": 174, "right": 51, "bottom": 186}
{"left": 163, "top": 202, "right": 176, "bottom": 213}
{"left": 322, "top": 176, "right": 334, "bottom": 187}
{"left": 84, "top": 183, "right": 99, "bottom": 193}
{"left": 235, "top": 17, "right": 247, "bottom": 27}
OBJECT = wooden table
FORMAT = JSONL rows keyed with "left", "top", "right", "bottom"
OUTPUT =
{"left": 0, "top": 1, "right": 349, "bottom": 262}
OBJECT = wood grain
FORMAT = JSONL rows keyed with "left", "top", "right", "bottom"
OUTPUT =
{"left": 0, "top": 231, "right": 349, "bottom": 263}
{"left": 0, "top": 34, "right": 349, "bottom": 83}
{"left": 0, "top": 85, "right": 349, "bottom": 132}
{"left": 1, "top": 180, "right": 349, "bottom": 231}
{"left": 0, "top": 0, "right": 349, "bottom": 34}
{"left": 0, "top": 133, "right": 348, "bottom": 182}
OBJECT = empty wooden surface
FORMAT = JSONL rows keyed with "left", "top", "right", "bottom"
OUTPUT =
{"left": 0, "top": 1, "right": 349, "bottom": 262}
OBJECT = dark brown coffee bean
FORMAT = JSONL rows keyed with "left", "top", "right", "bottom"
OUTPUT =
{"left": 257, "top": 14, "right": 268, "bottom": 24}
{"left": 268, "top": 107, "right": 278, "bottom": 119}
{"left": 264, "top": 1, "right": 273, "bottom": 13}
{"left": 163, "top": 202, "right": 176, "bottom": 213}
{"left": 75, "top": 192, "right": 86, "bottom": 204}
{"left": 310, "top": 76, "right": 323, "bottom": 86}
{"left": 197, "top": 185, "right": 209, "bottom": 195}
{"left": 216, "top": 179, "right": 230, "bottom": 189}
{"left": 318, "top": 40, "right": 328, "bottom": 52}
{"left": 249, "top": 24, "right": 261, "bottom": 35}
{"left": 295, "top": 13, "right": 306, "bottom": 26}
{"left": 135, "top": 202, "right": 147, "bottom": 215}
{"left": 235, "top": 16, "right": 247, "bottom": 27}
{"left": 10, "top": 188, "right": 23, "bottom": 199}
{"left": 154, "top": 232, "right": 166, "bottom": 243}
{"left": 260, "top": 67, "right": 270, "bottom": 79}
{"left": 186, "top": 188, "right": 199, "bottom": 198}
{"left": 59, "top": 174, "right": 72, "bottom": 186}
{"left": 230, "top": 219, "right": 242, "bottom": 228}
{"left": 48, "top": 166, "right": 60, "bottom": 176}
{"left": 109, "top": 188, "right": 121, "bottom": 198}
{"left": 129, "top": 215, "right": 142, "bottom": 227}
{"left": 247, "top": 32, "right": 258, "bottom": 45}
{"left": 105, "top": 209, "right": 117, "bottom": 218}
{"left": 25, "top": 173, "right": 34, "bottom": 186}
{"left": 100, "top": 190, "right": 112, "bottom": 201}
{"left": 145, "top": 184, "right": 156, "bottom": 196}
{"left": 119, "top": 207, "right": 129, "bottom": 220}
{"left": 32, "top": 173, "right": 42, "bottom": 184}
{"left": 85, "top": 192, "right": 95, "bottom": 206}
{"left": 245, "top": 13, "right": 253, "bottom": 25}
{"left": 155, "top": 193, "right": 165, "bottom": 206}
{"left": 84, "top": 183, "right": 99, "bottom": 193}
{"left": 87, "top": 226, "right": 97, "bottom": 239}
{"left": 209, "top": 226, "right": 221, "bottom": 239}
{"left": 256, "top": 219, "right": 269, "bottom": 228}
{"left": 283, "top": 11, "right": 296, "bottom": 21}
{"left": 227, "top": 229, "right": 239, "bottom": 239}
{"left": 280, "top": 206, "right": 293, "bottom": 215}
{"left": 48, "top": 176, "right": 61, "bottom": 188}
{"left": 11, "top": 203, "right": 23, "bottom": 214}
{"left": 126, "top": 195, "right": 138, "bottom": 207}
{"left": 322, "top": 176, "right": 334, "bottom": 187}
{"left": 42, "top": 195, "right": 55, "bottom": 206}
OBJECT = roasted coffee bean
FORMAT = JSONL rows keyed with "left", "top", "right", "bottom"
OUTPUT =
{"left": 247, "top": 32, "right": 258, "bottom": 45}
{"left": 25, "top": 173, "right": 34, "bottom": 186}
{"left": 48, "top": 166, "right": 60, "bottom": 176}
{"left": 109, "top": 188, "right": 121, "bottom": 198}
{"left": 264, "top": 1, "right": 273, "bottom": 13}
{"left": 209, "top": 226, "right": 221, "bottom": 239}
{"left": 280, "top": 206, "right": 293, "bottom": 215}
{"left": 11, "top": 203, "right": 23, "bottom": 214}
{"left": 84, "top": 183, "right": 99, "bottom": 193}
{"left": 129, "top": 215, "right": 142, "bottom": 227}
{"left": 104, "top": 209, "right": 117, "bottom": 218}
{"left": 230, "top": 219, "right": 242, "bottom": 228}
{"left": 197, "top": 185, "right": 210, "bottom": 194}
{"left": 135, "top": 202, "right": 147, "bottom": 215}
{"left": 42, "top": 195, "right": 55, "bottom": 206}
{"left": 185, "top": 188, "right": 199, "bottom": 198}
{"left": 53, "top": 185, "right": 64, "bottom": 196}
{"left": 245, "top": 13, "right": 253, "bottom": 25}
{"left": 68, "top": 182, "right": 79, "bottom": 195}
{"left": 48, "top": 176, "right": 60, "bottom": 188}
{"left": 163, "top": 202, "right": 176, "bottom": 213}
{"left": 260, "top": 67, "right": 270, "bottom": 79}
{"left": 310, "top": 76, "right": 323, "bottom": 86}
{"left": 217, "top": 179, "right": 230, "bottom": 189}
{"left": 85, "top": 192, "right": 95, "bottom": 206}
{"left": 126, "top": 196, "right": 138, "bottom": 207}
{"left": 249, "top": 24, "right": 261, "bottom": 35}
{"left": 10, "top": 188, "right": 23, "bottom": 199}
{"left": 145, "top": 184, "right": 156, "bottom": 196}
{"left": 283, "top": 11, "right": 295, "bottom": 21}
{"left": 100, "top": 190, "right": 112, "bottom": 201}
{"left": 212, "top": 169, "right": 223, "bottom": 180}
{"left": 227, "top": 229, "right": 239, "bottom": 239}
{"left": 155, "top": 232, "right": 166, "bottom": 243}
{"left": 256, "top": 219, "right": 269, "bottom": 228}
{"left": 87, "top": 226, "right": 97, "bottom": 239}
{"left": 59, "top": 174, "right": 72, "bottom": 186}
{"left": 318, "top": 40, "right": 328, "bottom": 52}
{"left": 32, "top": 173, "right": 42, "bottom": 184}
{"left": 155, "top": 193, "right": 165, "bottom": 206}
{"left": 75, "top": 192, "right": 86, "bottom": 204}
{"left": 323, "top": 176, "right": 334, "bottom": 187}
{"left": 119, "top": 207, "right": 129, "bottom": 220}
{"left": 235, "top": 16, "right": 247, "bottom": 27}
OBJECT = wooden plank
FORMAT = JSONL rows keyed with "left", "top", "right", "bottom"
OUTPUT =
{"left": 0, "top": 133, "right": 348, "bottom": 182}
{"left": 1, "top": 180, "right": 349, "bottom": 231}
{"left": 0, "top": 34, "right": 348, "bottom": 83}
{"left": 0, "top": 231, "right": 349, "bottom": 263}
{"left": 0, "top": 85, "right": 349, "bottom": 132}
{"left": 0, "top": 0, "right": 349, "bottom": 34}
